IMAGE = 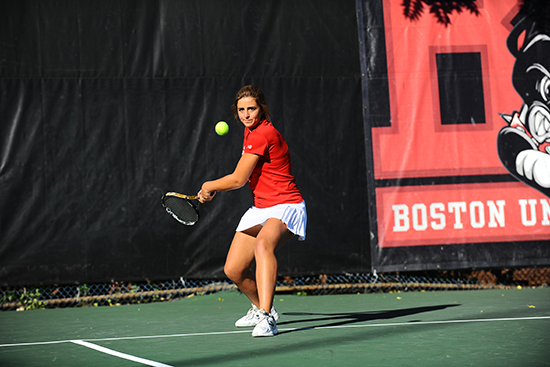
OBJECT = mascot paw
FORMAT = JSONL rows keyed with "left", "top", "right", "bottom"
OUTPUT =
{"left": 516, "top": 150, "right": 550, "bottom": 188}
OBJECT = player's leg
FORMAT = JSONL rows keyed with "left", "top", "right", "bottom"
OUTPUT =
{"left": 254, "top": 218, "right": 293, "bottom": 313}
{"left": 224, "top": 226, "right": 263, "bottom": 306}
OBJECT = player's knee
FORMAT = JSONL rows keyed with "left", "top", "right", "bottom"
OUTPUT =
{"left": 223, "top": 263, "right": 235, "bottom": 280}
{"left": 224, "top": 263, "right": 243, "bottom": 283}
{"left": 254, "top": 237, "right": 275, "bottom": 258}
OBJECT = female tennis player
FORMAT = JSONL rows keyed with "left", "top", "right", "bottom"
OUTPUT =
{"left": 198, "top": 85, "right": 307, "bottom": 337}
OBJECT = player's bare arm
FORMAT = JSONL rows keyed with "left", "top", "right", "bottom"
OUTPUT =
{"left": 199, "top": 153, "right": 260, "bottom": 203}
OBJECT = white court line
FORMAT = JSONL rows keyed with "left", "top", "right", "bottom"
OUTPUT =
{"left": 1, "top": 315, "right": 548, "bottom": 348}
{"left": 309, "top": 315, "right": 550, "bottom": 331}
{"left": 70, "top": 340, "right": 173, "bottom": 367}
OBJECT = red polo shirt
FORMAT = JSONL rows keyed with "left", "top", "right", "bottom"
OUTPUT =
{"left": 243, "top": 120, "right": 303, "bottom": 208}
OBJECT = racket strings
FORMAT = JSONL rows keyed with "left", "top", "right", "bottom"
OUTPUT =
{"left": 163, "top": 196, "right": 199, "bottom": 225}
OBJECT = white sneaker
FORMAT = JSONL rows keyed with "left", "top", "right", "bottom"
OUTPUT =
{"left": 252, "top": 311, "right": 278, "bottom": 337}
{"left": 235, "top": 304, "right": 279, "bottom": 327}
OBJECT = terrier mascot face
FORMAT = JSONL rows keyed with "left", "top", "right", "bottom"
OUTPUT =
{"left": 497, "top": 9, "right": 550, "bottom": 198}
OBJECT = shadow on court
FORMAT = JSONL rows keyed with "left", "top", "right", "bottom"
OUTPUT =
{"left": 166, "top": 305, "right": 463, "bottom": 366}
{"left": 277, "top": 304, "right": 460, "bottom": 333}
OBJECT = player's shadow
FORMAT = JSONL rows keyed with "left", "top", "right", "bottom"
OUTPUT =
{"left": 168, "top": 304, "right": 461, "bottom": 366}
{"left": 276, "top": 304, "right": 460, "bottom": 334}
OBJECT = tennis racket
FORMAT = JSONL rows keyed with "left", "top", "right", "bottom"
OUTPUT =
{"left": 161, "top": 192, "right": 200, "bottom": 225}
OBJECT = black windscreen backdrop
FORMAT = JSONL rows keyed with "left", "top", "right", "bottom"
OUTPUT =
{"left": 0, "top": 0, "right": 369, "bottom": 286}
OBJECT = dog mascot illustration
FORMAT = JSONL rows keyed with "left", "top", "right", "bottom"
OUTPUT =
{"left": 497, "top": 9, "right": 550, "bottom": 198}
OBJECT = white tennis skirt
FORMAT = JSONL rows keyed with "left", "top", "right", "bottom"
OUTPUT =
{"left": 235, "top": 201, "right": 307, "bottom": 241}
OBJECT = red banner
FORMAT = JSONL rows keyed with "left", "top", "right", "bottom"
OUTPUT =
{"left": 373, "top": 0, "right": 519, "bottom": 179}
{"left": 359, "top": 0, "right": 550, "bottom": 270}
{"left": 377, "top": 182, "right": 550, "bottom": 247}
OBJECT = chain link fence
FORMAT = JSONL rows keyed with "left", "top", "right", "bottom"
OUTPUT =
{"left": 1, "top": 268, "right": 548, "bottom": 311}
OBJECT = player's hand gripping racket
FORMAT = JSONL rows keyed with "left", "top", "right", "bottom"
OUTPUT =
{"left": 161, "top": 192, "right": 200, "bottom": 225}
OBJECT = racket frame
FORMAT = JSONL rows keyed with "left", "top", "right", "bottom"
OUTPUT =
{"left": 161, "top": 192, "right": 200, "bottom": 225}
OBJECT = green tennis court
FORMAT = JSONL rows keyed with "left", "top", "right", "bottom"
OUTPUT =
{"left": 1, "top": 288, "right": 548, "bottom": 366}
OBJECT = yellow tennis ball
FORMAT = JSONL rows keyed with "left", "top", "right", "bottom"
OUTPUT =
{"left": 215, "top": 121, "right": 229, "bottom": 136}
